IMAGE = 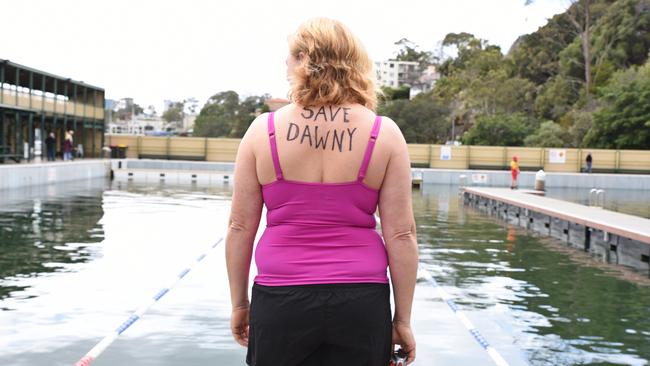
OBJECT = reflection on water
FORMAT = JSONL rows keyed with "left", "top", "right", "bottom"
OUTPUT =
{"left": 0, "top": 180, "right": 241, "bottom": 366}
{"left": 0, "top": 181, "right": 648, "bottom": 366}
{"left": 416, "top": 184, "right": 650, "bottom": 366}
{"left": 0, "top": 180, "right": 106, "bottom": 304}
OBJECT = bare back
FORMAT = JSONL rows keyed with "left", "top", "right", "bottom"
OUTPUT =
{"left": 250, "top": 103, "right": 394, "bottom": 190}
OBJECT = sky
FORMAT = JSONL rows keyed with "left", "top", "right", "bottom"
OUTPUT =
{"left": 1, "top": 0, "right": 568, "bottom": 113}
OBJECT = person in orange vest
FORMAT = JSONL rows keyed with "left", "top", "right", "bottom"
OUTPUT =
{"left": 510, "top": 156, "right": 520, "bottom": 189}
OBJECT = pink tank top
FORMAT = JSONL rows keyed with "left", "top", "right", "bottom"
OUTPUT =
{"left": 253, "top": 112, "right": 389, "bottom": 286}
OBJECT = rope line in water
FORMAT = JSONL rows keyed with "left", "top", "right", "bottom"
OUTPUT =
{"left": 76, "top": 214, "right": 513, "bottom": 366}
{"left": 374, "top": 215, "right": 510, "bottom": 366}
{"left": 417, "top": 266, "right": 511, "bottom": 366}
{"left": 74, "top": 238, "right": 224, "bottom": 366}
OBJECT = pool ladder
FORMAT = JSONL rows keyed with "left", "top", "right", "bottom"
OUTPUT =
{"left": 589, "top": 188, "right": 606, "bottom": 208}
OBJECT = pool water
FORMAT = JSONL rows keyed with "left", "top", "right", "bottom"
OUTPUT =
{"left": 0, "top": 180, "right": 648, "bottom": 365}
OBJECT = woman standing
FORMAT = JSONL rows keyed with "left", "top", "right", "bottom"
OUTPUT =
{"left": 63, "top": 130, "right": 74, "bottom": 161}
{"left": 226, "top": 18, "right": 418, "bottom": 366}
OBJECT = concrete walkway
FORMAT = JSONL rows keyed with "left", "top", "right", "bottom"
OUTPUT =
{"left": 463, "top": 187, "right": 650, "bottom": 245}
{"left": 0, "top": 159, "right": 110, "bottom": 191}
{"left": 3, "top": 158, "right": 650, "bottom": 191}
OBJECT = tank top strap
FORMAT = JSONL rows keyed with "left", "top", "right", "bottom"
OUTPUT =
{"left": 267, "top": 112, "right": 283, "bottom": 180}
{"left": 357, "top": 115, "right": 382, "bottom": 182}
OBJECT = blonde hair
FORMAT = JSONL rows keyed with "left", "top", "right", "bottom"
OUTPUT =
{"left": 288, "top": 18, "right": 378, "bottom": 111}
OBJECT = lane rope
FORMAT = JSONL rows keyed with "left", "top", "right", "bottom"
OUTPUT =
{"left": 74, "top": 237, "right": 224, "bottom": 366}
{"left": 375, "top": 215, "right": 511, "bottom": 366}
{"left": 417, "top": 266, "right": 511, "bottom": 366}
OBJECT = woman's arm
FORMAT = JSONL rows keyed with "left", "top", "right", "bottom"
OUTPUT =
{"left": 225, "top": 117, "right": 264, "bottom": 346}
{"left": 377, "top": 118, "right": 418, "bottom": 363}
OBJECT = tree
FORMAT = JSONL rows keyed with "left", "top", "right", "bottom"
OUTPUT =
{"left": 508, "top": 14, "right": 578, "bottom": 84}
{"left": 380, "top": 86, "right": 411, "bottom": 101}
{"left": 393, "top": 38, "right": 434, "bottom": 68}
{"left": 534, "top": 75, "right": 580, "bottom": 120}
{"left": 184, "top": 97, "right": 200, "bottom": 115}
{"left": 193, "top": 91, "right": 269, "bottom": 138}
{"left": 569, "top": 0, "right": 594, "bottom": 100}
{"left": 590, "top": 0, "right": 650, "bottom": 87}
{"left": 438, "top": 33, "right": 487, "bottom": 77}
{"left": 162, "top": 101, "right": 184, "bottom": 125}
{"left": 113, "top": 100, "right": 143, "bottom": 121}
{"left": 562, "top": 109, "right": 593, "bottom": 147}
{"left": 524, "top": 121, "right": 566, "bottom": 147}
{"left": 377, "top": 94, "right": 450, "bottom": 143}
{"left": 441, "top": 32, "right": 479, "bottom": 53}
{"left": 230, "top": 94, "right": 269, "bottom": 138}
{"left": 434, "top": 35, "right": 536, "bottom": 132}
{"left": 584, "top": 61, "right": 650, "bottom": 148}
{"left": 526, "top": 0, "right": 618, "bottom": 100}
{"left": 462, "top": 114, "right": 535, "bottom": 146}
{"left": 193, "top": 91, "right": 240, "bottom": 137}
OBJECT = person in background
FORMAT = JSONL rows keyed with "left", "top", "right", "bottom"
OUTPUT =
{"left": 45, "top": 132, "right": 56, "bottom": 161}
{"left": 510, "top": 156, "right": 520, "bottom": 189}
{"left": 585, "top": 152, "right": 593, "bottom": 173}
{"left": 63, "top": 130, "right": 74, "bottom": 161}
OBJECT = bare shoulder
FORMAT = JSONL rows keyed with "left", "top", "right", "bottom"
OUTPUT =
{"left": 378, "top": 116, "right": 406, "bottom": 146}
{"left": 243, "top": 113, "right": 268, "bottom": 141}
{"left": 274, "top": 103, "right": 296, "bottom": 116}
{"left": 241, "top": 112, "right": 272, "bottom": 151}
{"left": 238, "top": 113, "right": 269, "bottom": 158}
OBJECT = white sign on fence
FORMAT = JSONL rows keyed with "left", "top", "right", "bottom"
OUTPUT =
{"left": 549, "top": 149, "right": 567, "bottom": 164}
{"left": 440, "top": 146, "right": 452, "bottom": 161}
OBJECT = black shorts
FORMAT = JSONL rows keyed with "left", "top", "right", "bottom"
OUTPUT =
{"left": 246, "top": 282, "right": 392, "bottom": 366}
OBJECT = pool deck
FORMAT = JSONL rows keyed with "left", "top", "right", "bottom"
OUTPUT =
{"left": 0, "top": 159, "right": 110, "bottom": 191}
{"left": 3, "top": 158, "right": 650, "bottom": 191}
{"left": 462, "top": 187, "right": 650, "bottom": 245}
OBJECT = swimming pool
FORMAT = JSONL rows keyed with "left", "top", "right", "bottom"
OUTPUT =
{"left": 0, "top": 180, "right": 648, "bottom": 365}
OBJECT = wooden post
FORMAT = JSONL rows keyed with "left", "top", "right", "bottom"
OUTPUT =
{"left": 73, "top": 83, "right": 78, "bottom": 117}
{"left": 28, "top": 71, "right": 33, "bottom": 109}
{"left": 83, "top": 86, "right": 87, "bottom": 120}
{"left": 0, "top": 61, "right": 4, "bottom": 105}
{"left": 63, "top": 80, "right": 67, "bottom": 115}
{"left": 54, "top": 78, "right": 59, "bottom": 114}
{"left": 41, "top": 75, "right": 46, "bottom": 111}
{"left": 40, "top": 114, "right": 45, "bottom": 151}
{"left": 100, "top": 91, "right": 105, "bottom": 153}
{"left": 0, "top": 110, "right": 4, "bottom": 156}
{"left": 53, "top": 115, "right": 57, "bottom": 156}
{"left": 204, "top": 137, "right": 208, "bottom": 161}
{"left": 15, "top": 66, "right": 19, "bottom": 106}
{"left": 28, "top": 113, "right": 33, "bottom": 160}
{"left": 93, "top": 90, "right": 97, "bottom": 157}
{"left": 577, "top": 149, "right": 582, "bottom": 173}
{"left": 81, "top": 119, "right": 86, "bottom": 159}
{"left": 15, "top": 112, "right": 21, "bottom": 157}
{"left": 63, "top": 115, "right": 67, "bottom": 144}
